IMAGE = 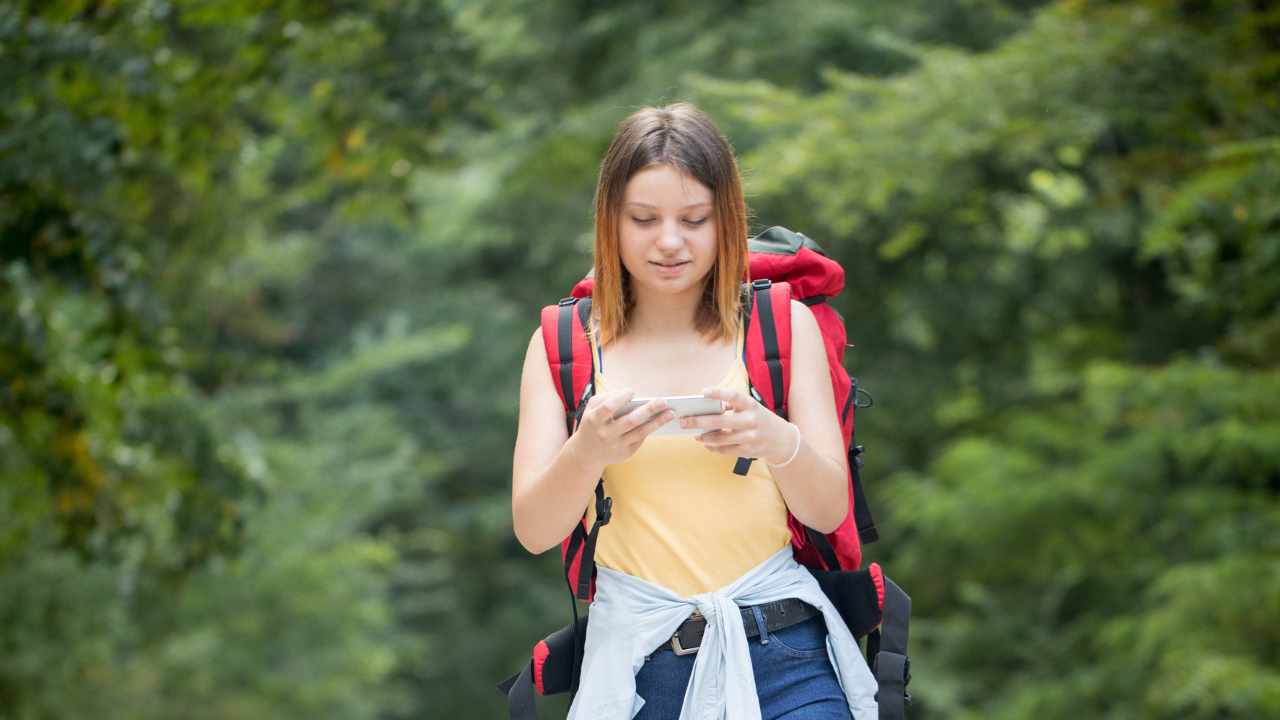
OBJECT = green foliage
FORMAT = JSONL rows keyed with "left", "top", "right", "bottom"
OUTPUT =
{"left": 3, "top": 0, "right": 1277, "bottom": 717}
{"left": 891, "top": 361, "right": 1280, "bottom": 717}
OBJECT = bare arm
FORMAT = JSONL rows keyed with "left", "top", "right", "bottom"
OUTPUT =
{"left": 511, "top": 327, "right": 605, "bottom": 554}
{"left": 511, "top": 327, "right": 674, "bottom": 554}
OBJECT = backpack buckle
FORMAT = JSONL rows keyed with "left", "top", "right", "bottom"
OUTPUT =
{"left": 558, "top": 296, "right": 577, "bottom": 307}
{"left": 595, "top": 496, "right": 613, "bottom": 526}
{"left": 751, "top": 279, "right": 772, "bottom": 291}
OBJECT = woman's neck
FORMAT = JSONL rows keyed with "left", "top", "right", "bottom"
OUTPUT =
{"left": 626, "top": 283, "right": 704, "bottom": 340}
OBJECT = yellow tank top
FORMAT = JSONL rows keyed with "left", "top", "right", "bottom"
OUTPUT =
{"left": 583, "top": 320, "right": 792, "bottom": 597}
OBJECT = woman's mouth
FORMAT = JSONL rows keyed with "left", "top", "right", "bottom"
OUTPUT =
{"left": 651, "top": 260, "right": 690, "bottom": 276}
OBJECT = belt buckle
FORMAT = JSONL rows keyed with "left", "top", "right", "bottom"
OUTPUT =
{"left": 670, "top": 611, "right": 703, "bottom": 656}
{"left": 670, "top": 633, "right": 699, "bottom": 656}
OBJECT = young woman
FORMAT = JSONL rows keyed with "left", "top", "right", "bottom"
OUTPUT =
{"left": 511, "top": 103, "right": 877, "bottom": 719}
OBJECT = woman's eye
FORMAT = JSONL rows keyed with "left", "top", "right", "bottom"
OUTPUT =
{"left": 630, "top": 216, "right": 706, "bottom": 226}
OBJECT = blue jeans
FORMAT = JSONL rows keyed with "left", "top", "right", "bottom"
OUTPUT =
{"left": 633, "top": 614, "right": 854, "bottom": 719}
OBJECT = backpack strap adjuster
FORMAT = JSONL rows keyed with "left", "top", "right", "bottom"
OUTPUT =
{"left": 557, "top": 296, "right": 577, "bottom": 307}
{"left": 751, "top": 278, "right": 772, "bottom": 291}
{"left": 594, "top": 495, "right": 612, "bottom": 526}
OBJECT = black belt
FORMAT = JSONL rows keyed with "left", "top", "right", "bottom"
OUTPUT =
{"left": 667, "top": 598, "right": 821, "bottom": 656}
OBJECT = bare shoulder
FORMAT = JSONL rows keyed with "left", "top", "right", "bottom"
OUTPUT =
{"left": 786, "top": 297, "right": 831, "bottom": 398}
{"left": 786, "top": 298, "right": 828, "bottom": 388}
{"left": 522, "top": 325, "right": 550, "bottom": 383}
{"left": 789, "top": 298, "right": 821, "bottom": 340}
{"left": 515, "top": 322, "right": 566, "bottom": 476}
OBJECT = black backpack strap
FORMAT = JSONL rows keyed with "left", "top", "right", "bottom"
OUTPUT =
{"left": 552, "top": 299, "right": 576, "bottom": 432}
{"left": 869, "top": 576, "right": 912, "bottom": 719}
{"left": 806, "top": 527, "right": 841, "bottom": 571}
{"left": 497, "top": 662, "right": 538, "bottom": 720}
{"left": 575, "top": 480, "right": 611, "bottom": 600}
{"left": 553, "top": 298, "right": 595, "bottom": 433}
{"left": 560, "top": 519, "right": 588, "bottom": 695}
{"left": 753, "top": 279, "right": 788, "bottom": 418}
{"left": 847, "top": 376, "right": 879, "bottom": 544}
{"left": 850, "top": 444, "right": 879, "bottom": 544}
{"left": 735, "top": 279, "right": 788, "bottom": 476}
{"left": 735, "top": 283, "right": 757, "bottom": 476}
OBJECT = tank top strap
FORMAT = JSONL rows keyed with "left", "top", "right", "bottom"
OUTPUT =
{"left": 587, "top": 315, "right": 604, "bottom": 385}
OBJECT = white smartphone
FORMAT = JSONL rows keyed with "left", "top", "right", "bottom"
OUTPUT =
{"left": 612, "top": 394, "right": 725, "bottom": 437}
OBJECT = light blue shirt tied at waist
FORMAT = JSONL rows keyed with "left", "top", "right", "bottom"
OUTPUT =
{"left": 566, "top": 546, "right": 879, "bottom": 720}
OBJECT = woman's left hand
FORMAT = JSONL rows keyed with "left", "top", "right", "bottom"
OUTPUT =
{"left": 680, "top": 387, "right": 796, "bottom": 464}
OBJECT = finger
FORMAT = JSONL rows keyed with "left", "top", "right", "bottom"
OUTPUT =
{"left": 617, "top": 398, "right": 669, "bottom": 432}
{"left": 595, "top": 389, "right": 637, "bottom": 421}
{"left": 700, "top": 387, "right": 752, "bottom": 413}
{"left": 679, "top": 411, "right": 746, "bottom": 432}
{"left": 585, "top": 388, "right": 620, "bottom": 412}
{"left": 623, "top": 407, "right": 676, "bottom": 439}
{"left": 697, "top": 426, "right": 743, "bottom": 442}
{"left": 697, "top": 434, "right": 745, "bottom": 453}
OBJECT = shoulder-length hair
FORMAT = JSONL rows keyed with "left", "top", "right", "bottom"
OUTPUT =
{"left": 591, "top": 102, "right": 749, "bottom": 346}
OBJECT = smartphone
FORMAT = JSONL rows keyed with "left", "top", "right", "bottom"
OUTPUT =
{"left": 612, "top": 394, "right": 726, "bottom": 437}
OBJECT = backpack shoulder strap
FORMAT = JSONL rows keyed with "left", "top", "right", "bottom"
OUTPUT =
{"left": 732, "top": 280, "right": 793, "bottom": 477}
{"left": 540, "top": 297, "right": 595, "bottom": 434}
{"left": 540, "top": 295, "right": 608, "bottom": 610}
{"left": 742, "top": 279, "right": 793, "bottom": 417}
{"left": 740, "top": 279, "right": 849, "bottom": 567}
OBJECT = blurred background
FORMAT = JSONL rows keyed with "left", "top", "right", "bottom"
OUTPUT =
{"left": 3, "top": 0, "right": 1279, "bottom": 718}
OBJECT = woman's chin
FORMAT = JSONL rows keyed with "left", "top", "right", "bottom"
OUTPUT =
{"left": 638, "top": 275, "right": 707, "bottom": 295}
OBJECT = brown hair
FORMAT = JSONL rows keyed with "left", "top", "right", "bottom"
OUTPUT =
{"left": 591, "top": 102, "right": 750, "bottom": 346}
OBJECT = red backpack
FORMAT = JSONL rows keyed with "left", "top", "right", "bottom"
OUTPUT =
{"left": 539, "top": 226, "right": 880, "bottom": 603}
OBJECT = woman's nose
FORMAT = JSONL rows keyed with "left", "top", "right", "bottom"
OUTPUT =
{"left": 657, "top": 221, "right": 684, "bottom": 250}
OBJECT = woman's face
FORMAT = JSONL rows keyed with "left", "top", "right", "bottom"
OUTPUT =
{"left": 618, "top": 163, "right": 718, "bottom": 299}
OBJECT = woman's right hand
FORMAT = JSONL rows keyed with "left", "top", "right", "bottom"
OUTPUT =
{"left": 570, "top": 390, "right": 675, "bottom": 467}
